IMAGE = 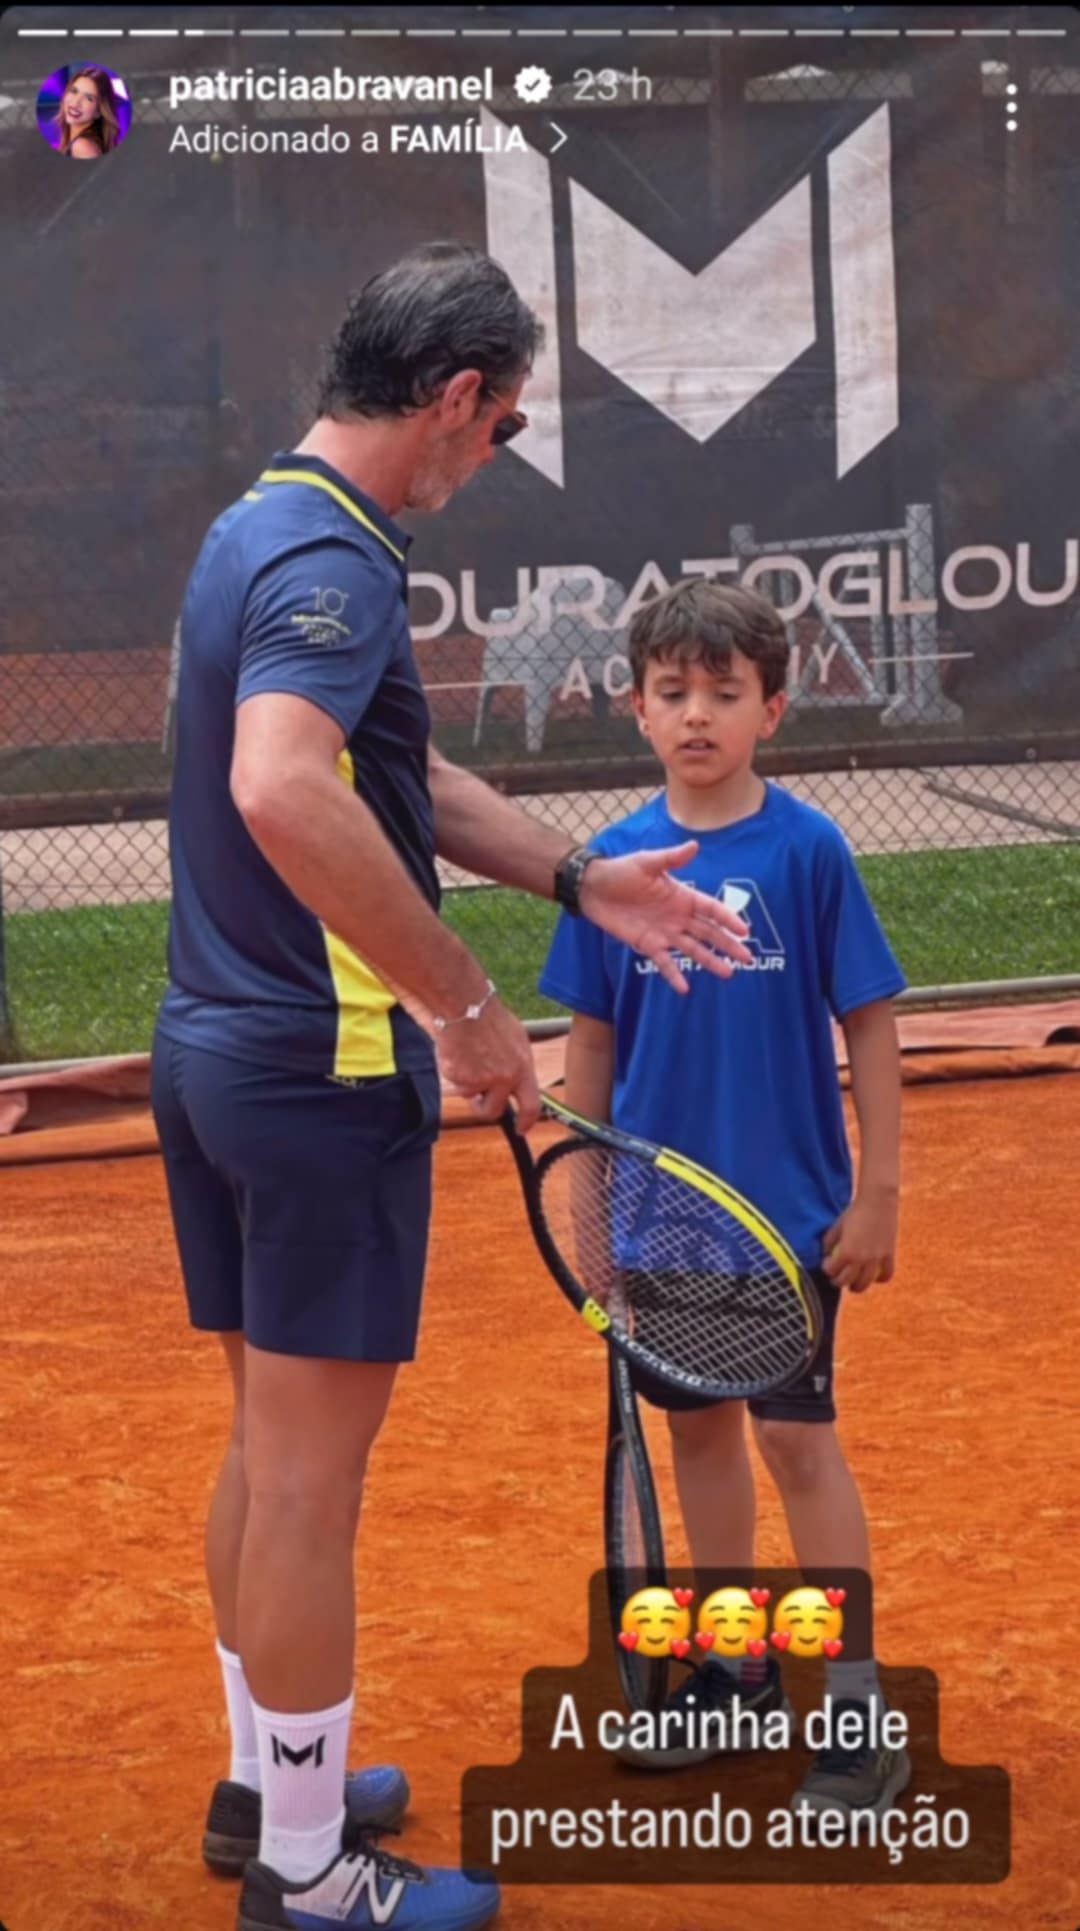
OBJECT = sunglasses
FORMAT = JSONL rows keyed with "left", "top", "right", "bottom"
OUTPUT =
{"left": 489, "top": 407, "right": 528, "bottom": 448}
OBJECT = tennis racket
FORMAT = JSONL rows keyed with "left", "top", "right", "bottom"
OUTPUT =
{"left": 499, "top": 1094, "right": 822, "bottom": 1403}
{"left": 501, "top": 1094, "right": 822, "bottom": 1714}
{"left": 604, "top": 1343, "right": 669, "bottom": 1713}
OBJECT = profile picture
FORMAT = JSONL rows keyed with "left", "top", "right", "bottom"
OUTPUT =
{"left": 36, "top": 63, "right": 132, "bottom": 160}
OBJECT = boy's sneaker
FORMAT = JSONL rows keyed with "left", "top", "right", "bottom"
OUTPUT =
{"left": 618, "top": 1656, "right": 793, "bottom": 1770}
{"left": 792, "top": 1698, "right": 911, "bottom": 1816}
{"left": 237, "top": 1828, "right": 499, "bottom": 1931}
{"left": 204, "top": 1765, "right": 410, "bottom": 1878}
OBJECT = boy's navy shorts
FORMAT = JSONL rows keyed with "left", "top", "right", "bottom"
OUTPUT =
{"left": 628, "top": 1270, "right": 841, "bottom": 1423}
{"left": 151, "top": 1032, "right": 441, "bottom": 1361}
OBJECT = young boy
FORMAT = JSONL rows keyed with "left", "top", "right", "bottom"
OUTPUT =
{"left": 539, "top": 578, "right": 909, "bottom": 1816}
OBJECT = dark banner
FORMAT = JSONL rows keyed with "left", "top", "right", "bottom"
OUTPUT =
{"left": 2, "top": 6, "right": 1077, "bottom": 801}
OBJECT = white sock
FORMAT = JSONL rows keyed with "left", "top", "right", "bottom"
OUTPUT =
{"left": 826, "top": 1656, "right": 885, "bottom": 1717}
{"left": 216, "top": 1641, "right": 261, "bottom": 1792}
{"left": 252, "top": 1689, "right": 354, "bottom": 1883}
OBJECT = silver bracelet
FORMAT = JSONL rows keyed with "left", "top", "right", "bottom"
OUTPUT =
{"left": 431, "top": 977, "right": 497, "bottom": 1032}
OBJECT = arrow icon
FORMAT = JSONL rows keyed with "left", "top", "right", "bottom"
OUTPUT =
{"left": 548, "top": 121, "right": 568, "bottom": 155}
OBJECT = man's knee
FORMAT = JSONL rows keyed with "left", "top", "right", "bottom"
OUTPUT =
{"left": 242, "top": 1350, "right": 397, "bottom": 1500}
{"left": 244, "top": 1420, "right": 380, "bottom": 1510}
{"left": 668, "top": 1400, "right": 745, "bottom": 1455}
{"left": 753, "top": 1417, "right": 835, "bottom": 1490}
{"left": 245, "top": 1470, "right": 368, "bottom": 1536}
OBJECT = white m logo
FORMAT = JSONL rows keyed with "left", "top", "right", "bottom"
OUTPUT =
{"left": 483, "top": 106, "right": 897, "bottom": 486}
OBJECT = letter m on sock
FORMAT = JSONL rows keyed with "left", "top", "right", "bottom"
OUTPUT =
{"left": 270, "top": 1734, "right": 326, "bottom": 1769}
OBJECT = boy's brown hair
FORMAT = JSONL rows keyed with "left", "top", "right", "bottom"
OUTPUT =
{"left": 628, "top": 578, "right": 789, "bottom": 700}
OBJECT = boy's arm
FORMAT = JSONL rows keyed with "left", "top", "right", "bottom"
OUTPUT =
{"left": 824, "top": 999, "right": 901, "bottom": 1293}
{"left": 562, "top": 1012, "right": 616, "bottom": 1123}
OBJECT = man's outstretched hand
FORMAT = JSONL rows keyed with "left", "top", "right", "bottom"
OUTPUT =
{"left": 578, "top": 842, "right": 751, "bottom": 992}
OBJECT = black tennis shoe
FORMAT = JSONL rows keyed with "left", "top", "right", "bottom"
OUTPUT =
{"left": 618, "top": 1656, "right": 793, "bottom": 1769}
{"left": 792, "top": 1698, "right": 911, "bottom": 1816}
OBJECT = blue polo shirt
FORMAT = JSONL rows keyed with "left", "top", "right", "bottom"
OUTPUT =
{"left": 539, "top": 786, "right": 905, "bottom": 1269}
{"left": 158, "top": 453, "right": 437, "bottom": 1079}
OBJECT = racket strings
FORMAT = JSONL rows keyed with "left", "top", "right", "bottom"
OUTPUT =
{"left": 539, "top": 1140, "right": 812, "bottom": 1396}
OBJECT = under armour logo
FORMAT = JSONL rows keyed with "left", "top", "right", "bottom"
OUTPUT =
{"left": 271, "top": 1735, "right": 326, "bottom": 1769}
{"left": 721, "top": 879, "right": 785, "bottom": 958}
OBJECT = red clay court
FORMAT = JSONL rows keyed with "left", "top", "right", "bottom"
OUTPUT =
{"left": 1, "top": 1012, "right": 1078, "bottom": 1931}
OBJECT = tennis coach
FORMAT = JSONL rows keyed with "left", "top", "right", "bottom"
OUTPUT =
{"left": 151, "top": 242, "right": 751, "bottom": 1925}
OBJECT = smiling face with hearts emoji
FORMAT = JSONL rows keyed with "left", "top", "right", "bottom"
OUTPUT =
{"left": 620, "top": 1586, "right": 692, "bottom": 1659}
{"left": 771, "top": 1586, "right": 844, "bottom": 1658}
{"left": 696, "top": 1587, "right": 769, "bottom": 1658}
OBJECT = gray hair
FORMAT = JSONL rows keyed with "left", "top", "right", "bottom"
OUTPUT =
{"left": 317, "top": 241, "right": 544, "bottom": 419}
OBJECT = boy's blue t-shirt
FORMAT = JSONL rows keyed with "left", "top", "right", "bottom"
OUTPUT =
{"left": 538, "top": 785, "right": 905, "bottom": 1270}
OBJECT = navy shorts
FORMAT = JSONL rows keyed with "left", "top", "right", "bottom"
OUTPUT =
{"left": 627, "top": 1270, "right": 841, "bottom": 1423}
{"left": 151, "top": 1031, "right": 441, "bottom": 1361}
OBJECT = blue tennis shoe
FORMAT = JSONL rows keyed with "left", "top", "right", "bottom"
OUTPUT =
{"left": 237, "top": 1832, "right": 499, "bottom": 1931}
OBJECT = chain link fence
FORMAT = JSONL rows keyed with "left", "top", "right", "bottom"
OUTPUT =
{"left": 2, "top": 582, "right": 1077, "bottom": 1063}
{"left": 2, "top": 18, "right": 1077, "bottom": 1063}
